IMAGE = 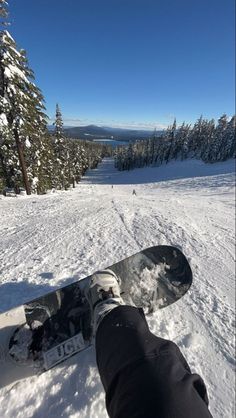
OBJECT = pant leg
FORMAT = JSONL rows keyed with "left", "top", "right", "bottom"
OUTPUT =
{"left": 96, "top": 305, "right": 213, "bottom": 418}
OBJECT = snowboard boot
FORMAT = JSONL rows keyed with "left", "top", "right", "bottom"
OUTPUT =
{"left": 85, "top": 269, "right": 125, "bottom": 335}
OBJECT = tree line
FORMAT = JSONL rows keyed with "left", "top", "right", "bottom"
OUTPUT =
{"left": 115, "top": 115, "right": 235, "bottom": 171}
{"left": 0, "top": 1, "right": 105, "bottom": 195}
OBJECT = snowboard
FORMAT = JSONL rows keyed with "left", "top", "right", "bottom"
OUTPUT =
{"left": 0, "top": 245, "right": 192, "bottom": 389}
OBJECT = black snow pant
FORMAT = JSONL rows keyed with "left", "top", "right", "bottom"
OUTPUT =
{"left": 96, "top": 306, "right": 213, "bottom": 418}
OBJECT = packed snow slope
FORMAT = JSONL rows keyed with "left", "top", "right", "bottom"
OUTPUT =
{"left": 0, "top": 158, "right": 235, "bottom": 418}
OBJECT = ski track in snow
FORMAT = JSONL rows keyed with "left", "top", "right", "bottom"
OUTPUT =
{"left": 0, "top": 158, "right": 235, "bottom": 418}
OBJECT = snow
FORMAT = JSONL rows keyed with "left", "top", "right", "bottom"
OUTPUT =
{"left": 0, "top": 113, "right": 8, "bottom": 126}
{"left": 0, "top": 158, "right": 235, "bottom": 418}
{"left": 9, "top": 324, "right": 33, "bottom": 363}
{"left": 32, "top": 177, "right": 38, "bottom": 186}
{"left": 4, "top": 64, "right": 28, "bottom": 82}
{"left": 3, "top": 30, "right": 15, "bottom": 44}
{"left": 25, "top": 137, "right": 31, "bottom": 148}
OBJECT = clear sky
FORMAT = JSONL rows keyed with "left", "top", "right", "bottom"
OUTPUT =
{"left": 7, "top": 0, "right": 235, "bottom": 130}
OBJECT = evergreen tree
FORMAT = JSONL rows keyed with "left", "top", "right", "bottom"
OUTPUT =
{"left": 206, "top": 114, "right": 227, "bottom": 162}
{"left": 52, "top": 104, "right": 69, "bottom": 189}
{"left": 149, "top": 128, "right": 159, "bottom": 165}
{"left": 165, "top": 119, "right": 177, "bottom": 163}
{"left": 54, "top": 103, "right": 63, "bottom": 142}
{"left": 215, "top": 114, "right": 228, "bottom": 161}
{"left": 228, "top": 115, "right": 236, "bottom": 158}
{"left": 0, "top": 0, "right": 8, "bottom": 26}
{"left": 0, "top": 30, "right": 49, "bottom": 194}
{"left": 221, "top": 115, "right": 235, "bottom": 160}
{"left": 188, "top": 116, "right": 204, "bottom": 157}
{"left": 200, "top": 119, "right": 215, "bottom": 162}
{"left": 174, "top": 122, "right": 191, "bottom": 160}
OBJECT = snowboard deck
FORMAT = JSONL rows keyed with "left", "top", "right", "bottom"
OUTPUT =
{"left": 0, "top": 245, "right": 192, "bottom": 389}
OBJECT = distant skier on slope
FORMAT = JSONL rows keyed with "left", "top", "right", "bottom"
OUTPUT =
{"left": 132, "top": 189, "right": 136, "bottom": 195}
{"left": 86, "top": 270, "right": 213, "bottom": 418}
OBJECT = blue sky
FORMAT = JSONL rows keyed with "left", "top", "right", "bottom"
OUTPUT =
{"left": 8, "top": 0, "right": 235, "bottom": 130}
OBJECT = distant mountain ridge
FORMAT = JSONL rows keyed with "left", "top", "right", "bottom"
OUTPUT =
{"left": 48, "top": 124, "right": 163, "bottom": 141}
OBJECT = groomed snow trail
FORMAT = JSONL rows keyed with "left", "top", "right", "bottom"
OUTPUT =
{"left": 0, "top": 158, "right": 235, "bottom": 418}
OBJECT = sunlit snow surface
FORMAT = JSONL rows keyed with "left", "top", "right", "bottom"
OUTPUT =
{"left": 0, "top": 158, "right": 235, "bottom": 418}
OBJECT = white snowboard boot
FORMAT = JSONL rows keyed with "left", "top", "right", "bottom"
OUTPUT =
{"left": 86, "top": 269, "right": 125, "bottom": 335}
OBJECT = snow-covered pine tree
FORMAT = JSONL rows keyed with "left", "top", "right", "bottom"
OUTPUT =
{"left": 53, "top": 104, "right": 63, "bottom": 142}
{"left": 17, "top": 49, "right": 50, "bottom": 193}
{"left": 223, "top": 115, "right": 236, "bottom": 160}
{"left": 164, "top": 119, "right": 177, "bottom": 163}
{"left": 126, "top": 143, "right": 134, "bottom": 170}
{"left": 0, "top": 0, "right": 8, "bottom": 26}
{"left": 130, "top": 141, "right": 138, "bottom": 170}
{"left": 152, "top": 135, "right": 162, "bottom": 165}
{"left": 138, "top": 140, "right": 147, "bottom": 168}
{"left": 36, "top": 132, "right": 55, "bottom": 193}
{"left": 0, "top": 30, "right": 31, "bottom": 193}
{"left": 88, "top": 141, "right": 102, "bottom": 169}
{"left": 173, "top": 122, "right": 191, "bottom": 160}
{"left": 208, "top": 114, "right": 228, "bottom": 162}
{"left": 143, "top": 138, "right": 149, "bottom": 166}
{"left": 69, "top": 140, "right": 81, "bottom": 186}
{"left": 52, "top": 104, "right": 70, "bottom": 189}
{"left": 132, "top": 141, "right": 141, "bottom": 168}
{"left": 115, "top": 145, "right": 126, "bottom": 171}
{"left": 200, "top": 119, "right": 215, "bottom": 162}
{"left": 79, "top": 142, "right": 89, "bottom": 175}
{"left": 145, "top": 137, "right": 156, "bottom": 166}
{"left": 149, "top": 128, "right": 158, "bottom": 165}
{"left": 187, "top": 116, "right": 204, "bottom": 158}
{"left": 0, "top": 3, "right": 15, "bottom": 190}
{"left": 216, "top": 114, "right": 229, "bottom": 161}
{"left": 0, "top": 28, "right": 49, "bottom": 194}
